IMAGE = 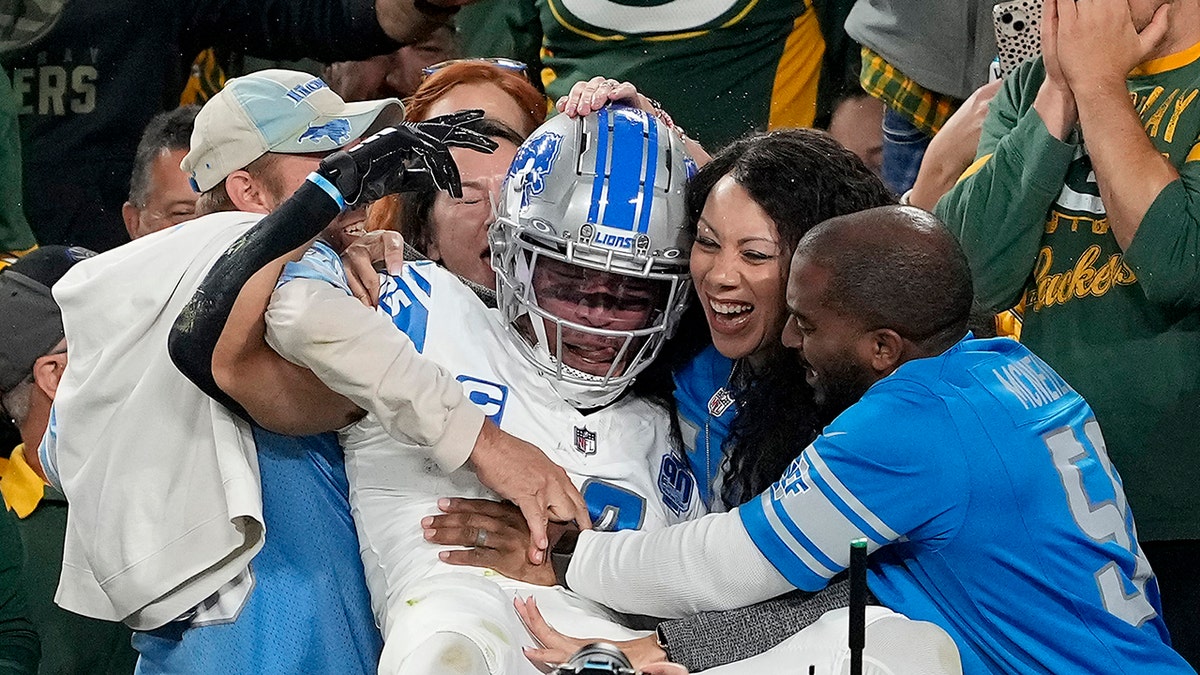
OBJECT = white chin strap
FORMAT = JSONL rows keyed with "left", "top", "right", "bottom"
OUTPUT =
{"left": 544, "top": 362, "right": 629, "bottom": 409}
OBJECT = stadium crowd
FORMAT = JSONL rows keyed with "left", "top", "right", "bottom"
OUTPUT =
{"left": 1, "top": 0, "right": 1199, "bottom": 673}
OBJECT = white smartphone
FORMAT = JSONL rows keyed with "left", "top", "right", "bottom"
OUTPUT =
{"left": 993, "top": 0, "right": 1043, "bottom": 79}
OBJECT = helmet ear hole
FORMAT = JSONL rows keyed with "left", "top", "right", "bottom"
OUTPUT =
{"left": 492, "top": 105, "right": 695, "bottom": 408}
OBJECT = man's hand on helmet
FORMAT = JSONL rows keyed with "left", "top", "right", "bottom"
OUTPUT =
{"left": 316, "top": 109, "right": 499, "bottom": 207}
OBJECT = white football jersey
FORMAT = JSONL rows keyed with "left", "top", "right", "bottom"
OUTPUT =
{"left": 332, "top": 261, "right": 703, "bottom": 673}
{"left": 343, "top": 261, "right": 703, "bottom": 533}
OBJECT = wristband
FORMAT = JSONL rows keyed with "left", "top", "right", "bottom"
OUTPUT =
{"left": 550, "top": 526, "right": 581, "bottom": 588}
{"left": 307, "top": 172, "right": 347, "bottom": 212}
{"left": 551, "top": 550, "right": 572, "bottom": 589}
{"left": 643, "top": 97, "right": 674, "bottom": 129}
{"left": 644, "top": 97, "right": 691, "bottom": 143}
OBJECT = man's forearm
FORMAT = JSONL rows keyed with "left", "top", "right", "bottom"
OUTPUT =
{"left": 566, "top": 510, "right": 794, "bottom": 619}
{"left": 209, "top": 241, "right": 364, "bottom": 434}
{"left": 266, "top": 277, "right": 482, "bottom": 471}
{"left": 1032, "top": 79, "right": 1078, "bottom": 142}
{"left": 935, "top": 68, "right": 1077, "bottom": 312}
{"left": 1075, "top": 78, "right": 1178, "bottom": 250}
{"left": 170, "top": 180, "right": 344, "bottom": 420}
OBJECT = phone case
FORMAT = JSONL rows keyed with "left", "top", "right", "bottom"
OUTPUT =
{"left": 993, "top": 0, "right": 1043, "bottom": 78}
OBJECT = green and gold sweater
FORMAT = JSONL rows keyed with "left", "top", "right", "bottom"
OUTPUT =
{"left": 938, "top": 44, "right": 1200, "bottom": 541}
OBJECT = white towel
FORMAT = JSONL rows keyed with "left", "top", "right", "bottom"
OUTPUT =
{"left": 47, "top": 212, "right": 266, "bottom": 630}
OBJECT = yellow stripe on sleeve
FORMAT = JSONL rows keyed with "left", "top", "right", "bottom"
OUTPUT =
{"left": 1186, "top": 142, "right": 1200, "bottom": 164}
{"left": 957, "top": 153, "right": 995, "bottom": 183}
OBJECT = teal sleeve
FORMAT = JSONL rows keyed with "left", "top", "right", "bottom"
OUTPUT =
{"left": 1122, "top": 157, "right": 1200, "bottom": 309}
{"left": 0, "top": 510, "right": 40, "bottom": 675}
{"left": 935, "top": 60, "right": 1076, "bottom": 312}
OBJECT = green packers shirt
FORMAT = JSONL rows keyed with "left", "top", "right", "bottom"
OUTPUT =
{"left": 937, "top": 44, "right": 1200, "bottom": 541}
{"left": 538, "top": 0, "right": 823, "bottom": 148}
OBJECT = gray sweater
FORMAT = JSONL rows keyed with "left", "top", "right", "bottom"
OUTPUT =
{"left": 658, "top": 578, "right": 863, "bottom": 672}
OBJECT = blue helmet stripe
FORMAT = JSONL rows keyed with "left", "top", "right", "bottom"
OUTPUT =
{"left": 637, "top": 115, "right": 659, "bottom": 234}
{"left": 599, "top": 108, "right": 648, "bottom": 231}
{"left": 587, "top": 107, "right": 610, "bottom": 224}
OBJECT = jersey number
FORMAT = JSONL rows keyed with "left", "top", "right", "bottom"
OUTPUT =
{"left": 582, "top": 480, "right": 646, "bottom": 532}
{"left": 1045, "top": 419, "right": 1157, "bottom": 627}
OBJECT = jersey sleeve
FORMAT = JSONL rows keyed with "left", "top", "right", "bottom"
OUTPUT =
{"left": 266, "top": 259, "right": 482, "bottom": 472}
{"left": 934, "top": 58, "right": 1078, "bottom": 312}
{"left": 739, "top": 380, "right": 969, "bottom": 591}
{"left": 653, "top": 451, "right": 708, "bottom": 524}
{"left": 1122, "top": 137, "right": 1200, "bottom": 308}
{"left": 376, "top": 261, "right": 437, "bottom": 353}
{"left": 567, "top": 509, "right": 794, "bottom": 618}
{"left": 277, "top": 240, "right": 351, "bottom": 292}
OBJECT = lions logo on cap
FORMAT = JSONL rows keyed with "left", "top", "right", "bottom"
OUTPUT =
{"left": 299, "top": 118, "right": 352, "bottom": 145}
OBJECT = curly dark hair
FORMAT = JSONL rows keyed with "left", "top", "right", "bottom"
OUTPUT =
{"left": 671, "top": 128, "right": 896, "bottom": 508}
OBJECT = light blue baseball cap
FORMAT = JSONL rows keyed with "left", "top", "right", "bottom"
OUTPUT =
{"left": 182, "top": 69, "right": 405, "bottom": 192}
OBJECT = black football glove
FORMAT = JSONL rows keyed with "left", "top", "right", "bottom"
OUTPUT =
{"left": 316, "top": 109, "right": 499, "bottom": 206}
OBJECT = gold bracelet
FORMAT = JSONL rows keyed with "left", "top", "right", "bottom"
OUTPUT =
{"left": 644, "top": 97, "right": 691, "bottom": 142}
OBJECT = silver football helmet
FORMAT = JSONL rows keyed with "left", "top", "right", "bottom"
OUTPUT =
{"left": 490, "top": 105, "right": 696, "bottom": 408}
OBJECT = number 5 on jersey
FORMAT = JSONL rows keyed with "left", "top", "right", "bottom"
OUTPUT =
{"left": 1046, "top": 419, "right": 1157, "bottom": 627}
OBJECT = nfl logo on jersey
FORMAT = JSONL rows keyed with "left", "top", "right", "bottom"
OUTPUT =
{"left": 708, "top": 387, "right": 735, "bottom": 417}
{"left": 573, "top": 426, "right": 598, "bottom": 456}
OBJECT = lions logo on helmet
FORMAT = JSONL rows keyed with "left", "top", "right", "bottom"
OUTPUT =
{"left": 490, "top": 105, "right": 694, "bottom": 408}
{"left": 510, "top": 131, "right": 564, "bottom": 205}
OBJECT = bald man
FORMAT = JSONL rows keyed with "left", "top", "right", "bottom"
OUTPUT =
{"left": 545, "top": 206, "right": 1190, "bottom": 674}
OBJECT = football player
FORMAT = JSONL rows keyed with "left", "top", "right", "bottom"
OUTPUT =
{"left": 261, "top": 106, "right": 706, "bottom": 674}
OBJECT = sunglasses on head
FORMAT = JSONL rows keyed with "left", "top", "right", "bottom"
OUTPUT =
{"left": 421, "top": 57, "right": 529, "bottom": 80}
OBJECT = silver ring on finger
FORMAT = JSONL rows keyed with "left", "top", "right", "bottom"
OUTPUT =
{"left": 474, "top": 528, "right": 488, "bottom": 548}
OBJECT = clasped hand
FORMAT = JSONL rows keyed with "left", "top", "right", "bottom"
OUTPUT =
{"left": 422, "top": 497, "right": 573, "bottom": 586}
{"left": 1044, "top": 0, "right": 1171, "bottom": 94}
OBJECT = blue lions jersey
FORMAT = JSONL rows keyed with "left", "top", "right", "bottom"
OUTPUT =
{"left": 133, "top": 430, "right": 382, "bottom": 673}
{"left": 673, "top": 345, "right": 737, "bottom": 509}
{"left": 740, "top": 336, "right": 1190, "bottom": 674}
